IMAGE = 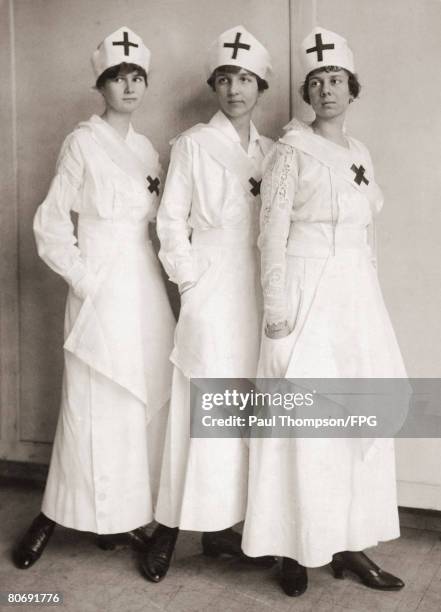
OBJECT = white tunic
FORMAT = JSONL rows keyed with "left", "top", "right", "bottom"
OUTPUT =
{"left": 242, "top": 119, "right": 406, "bottom": 566}
{"left": 155, "top": 111, "right": 273, "bottom": 530}
{"left": 34, "top": 115, "right": 175, "bottom": 534}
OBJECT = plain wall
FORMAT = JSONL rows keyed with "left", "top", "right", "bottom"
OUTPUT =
{"left": 1, "top": 1, "right": 441, "bottom": 508}
{"left": 293, "top": 0, "right": 441, "bottom": 510}
{"left": 292, "top": 0, "right": 441, "bottom": 378}
{"left": 5, "top": 0, "right": 291, "bottom": 447}
{"left": 0, "top": 0, "right": 20, "bottom": 456}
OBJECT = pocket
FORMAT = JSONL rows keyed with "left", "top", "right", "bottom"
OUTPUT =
{"left": 180, "top": 249, "right": 219, "bottom": 309}
{"left": 180, "top": 261, "right": 212, "bottom": 308}
{"left": 258, "top": 326, "right": 297, "bottom": 378}
{"left": 71, "top": 270, "right": 98, "bottom": 301}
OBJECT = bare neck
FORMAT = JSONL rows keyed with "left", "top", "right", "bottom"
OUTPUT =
{"left": 228, "top": 113, "right": 252, "bottom": 152}
{"left": 101, "top": 109, "right": 132, "bottom": 139}
{"left": 312, "top": 115, "right": 348, "bottom": 148}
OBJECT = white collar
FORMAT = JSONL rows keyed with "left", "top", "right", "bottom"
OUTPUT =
{"left": 209, "top": 110, "right": 260, "bottom": 145}
{"left": 89, "top": 114, "right": 134, "bottom": 142}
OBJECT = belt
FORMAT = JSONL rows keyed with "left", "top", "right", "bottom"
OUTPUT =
{"left": 191, "top": 225, "right": 258, "bottom": 248}
{"left": 78, "top": 218, "right": 151, "bottom": 256}
{"left": 286, "top": 222, "right": 369, "bottom": 257}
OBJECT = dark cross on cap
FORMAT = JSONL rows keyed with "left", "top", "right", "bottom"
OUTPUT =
{"left": 306, "top": 33, "right": 335, "bottom": 62}
{"left": 147, "top": 175, "right": 160, "bottom": 195}
{"left": 112, "top": 31, "right": 139, "bottom": 57}
{"left": 223, "top": 32, "right": 251, "bottom": 60}
{"left": 249, "top": 177, "right": 262, "bottom": 197}
{"left": 351, "top": 164, "right": 369, "bottom": 186}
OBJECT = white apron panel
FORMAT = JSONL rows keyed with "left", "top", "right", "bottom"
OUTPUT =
{"left": 171, "top": 236, "right": 262, "bottom": 379}
{"left": 242, "top": 435, "right": 399, "bottom": 567}
{"left": 64, "top": 224, "right": 174, "bottom": 420}
{"left": 155, "top": 367, "right": 248, "bottom": 531}
{"left": 42, "top": 352, "right": 168, "bottom": 534}
{"left": 245, "top": 248, "right": 405, "bottom": 565}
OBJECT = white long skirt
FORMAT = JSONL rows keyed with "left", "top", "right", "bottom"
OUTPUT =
{"left": 242, "top": 249, "right": 405, "bottom": 566}
{"left": 155, "top": 238, "right": 261, "bottom": 531}
{"left": 155, "top": 366, "right": 248, "bottom": 531}
{"left": 42, "top": 353, "right": 168, "bottom": 534}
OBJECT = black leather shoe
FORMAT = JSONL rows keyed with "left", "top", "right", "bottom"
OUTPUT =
{"left": 139, "top": 525, "right": 179, "bottom": 583}
{"left": 202, "top": 529, "right": 276, "bottom": 568}
{"left": 126, "top": 527, "right": 151, "bottom": 552}
{"left": 96, "top": 528, "right": 150, "bottom": 552}
{"left": 280, "top": 558, "right": 308, "bottom": 597}
{"left": 330, "top": 551, "right": 405, "bottom": 591}
{"left": 12, "top": 513, "right": 55, "bottom": 569}
{"left": 96, "top": 535, "right": 117, "bottom": 550}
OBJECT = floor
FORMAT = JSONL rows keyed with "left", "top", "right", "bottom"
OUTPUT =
{"left": 1, "top": 481, "right": 441, "bottom": 612}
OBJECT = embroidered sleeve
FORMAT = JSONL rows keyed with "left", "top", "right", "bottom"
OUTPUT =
{"left": 258, "top": 142, "right": 298, "bottom": 326}
{"left": 157, "top": 136, "right": 195, "bottom": 286}
{"left": 33, "top": 133, "right": 94, "bottom": 300}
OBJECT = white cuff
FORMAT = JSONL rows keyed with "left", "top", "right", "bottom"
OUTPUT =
{"left": 71, "top": 271, "right": 97, "bottom": 300}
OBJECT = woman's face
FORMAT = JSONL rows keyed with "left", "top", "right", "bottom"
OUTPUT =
{"left": 100, "top": 71, "right": 146, "bottom": 114}
{"left": 307, "top": 69, "right": 351, "bottom": 120}
{"left": 214, "top": 69, "right": 260, "bottom": 121}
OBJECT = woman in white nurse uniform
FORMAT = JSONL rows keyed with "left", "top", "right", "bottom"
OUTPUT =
{"left": 242, "top": 27, "right": 406, "bottom": 596}
{"left": 140, "top": 26, "right": 274, "bottom": 582}
{"left": 13, "top": 27, "right": 175, "bottom": 569}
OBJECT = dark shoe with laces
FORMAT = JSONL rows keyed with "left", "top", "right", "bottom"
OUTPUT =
{"left": 202, "top": 528, "right": 276, "bottom": 567}
{"left": 280, "top": 558, "right": 308, "bottom": 597}
{"left": 12, "top": 513, "right": 55, "bottom": 569}
{"left": 330, "top": 551, "right": 405, "bottom": 590}
{"left": 140, "top": 525, "right": 179, "bottom": 583}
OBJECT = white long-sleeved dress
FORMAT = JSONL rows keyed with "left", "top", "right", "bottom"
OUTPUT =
{"left": 33, "top": 115, "right": 175, "bottom": 534}
{"left": 242, "top": 119, "right": 406, "bottom": 566}
{"left": 155, "top": 111, "right": 273, "bottom": 531}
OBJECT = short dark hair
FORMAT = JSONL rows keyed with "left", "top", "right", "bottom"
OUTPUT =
{"left": 301, "top": 66, "right": 360, "bottom": 104}
{"left": 96, "top": 62, "right": 148, "bottom": 89}
{"left": 207, "top": 64, "right": 268, "bottom": 92}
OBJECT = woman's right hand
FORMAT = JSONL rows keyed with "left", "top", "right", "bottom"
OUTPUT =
{"left": 265, "top": 320, "right": 291, "bottom": 339}
{"left": 179, "top": 280, "right": 196, "bottom": 296}
{"left": 71, "top": 271, "right": 97, "bottom": 301}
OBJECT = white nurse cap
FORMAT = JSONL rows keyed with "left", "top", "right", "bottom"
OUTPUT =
{"left": 91, "top": 26, "right": 151, "bottom": 79}
{"left": 300, "top": 27, "right": 354, "bottom": 79}
{"left": 206, "top": 25, "right": 272, "bottom": 81}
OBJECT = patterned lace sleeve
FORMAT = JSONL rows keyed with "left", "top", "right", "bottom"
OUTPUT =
{"left": 258, "top": 142, "right": 298, "bottom": 326}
